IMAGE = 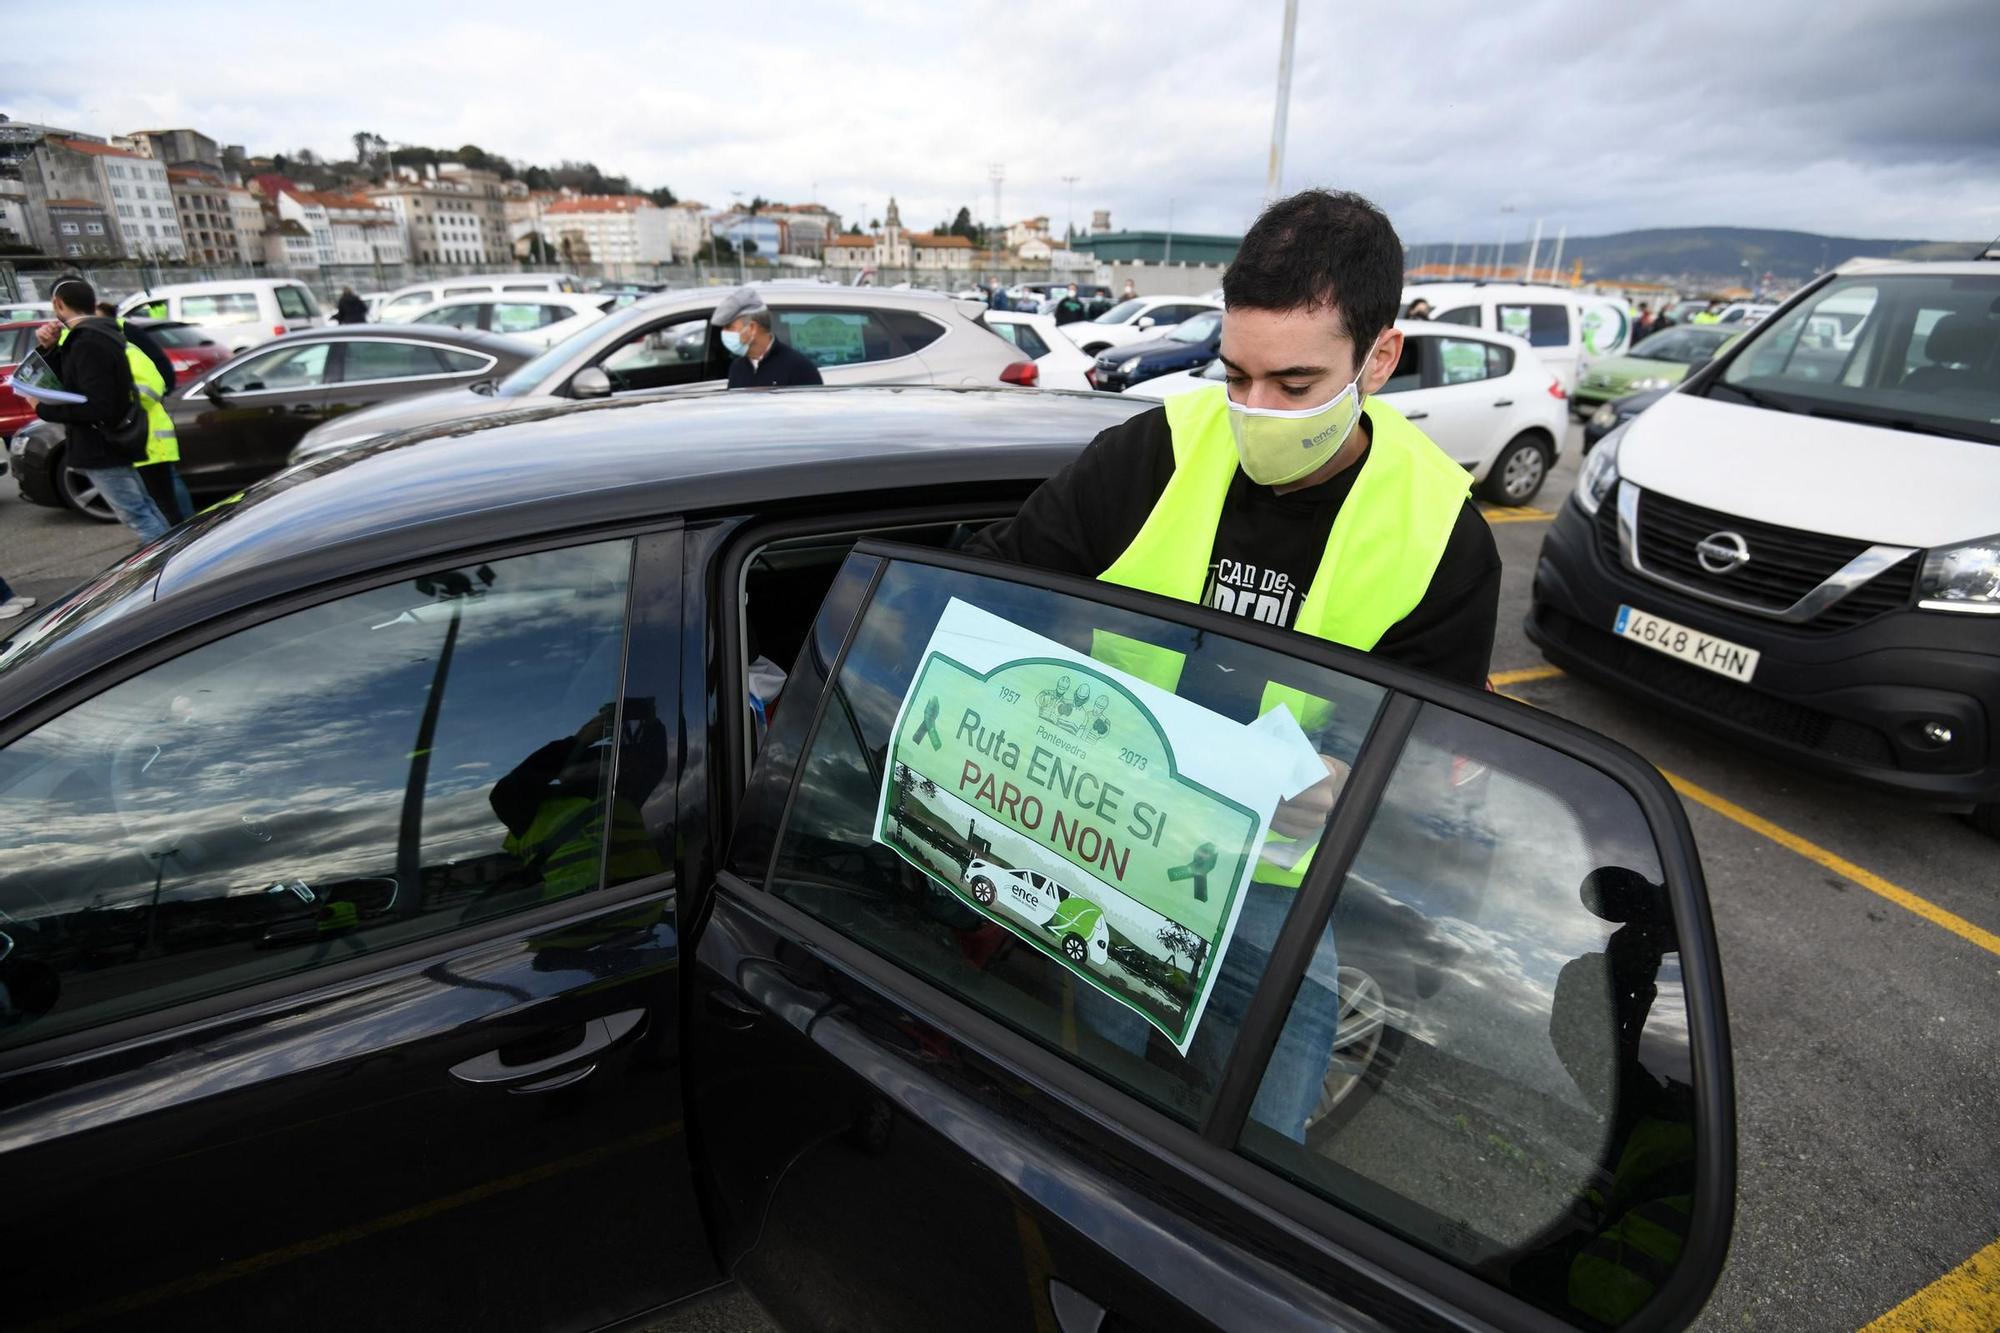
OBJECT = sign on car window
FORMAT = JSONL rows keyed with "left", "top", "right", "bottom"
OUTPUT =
{"left": 876, "top": 599, "right": 1325, "bottom": 1051}
{"left": 778, "top": 310, "right": 874, "bottom": 366}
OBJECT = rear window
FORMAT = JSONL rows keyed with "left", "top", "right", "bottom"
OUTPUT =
{"left": 180, "top": 292, "right": 260, "bottom": 325}
{"left": 1498, "top": 303, "right": 1570, "bottom": 348}
{"left": 877, "top": 308, "right": 945, "bottom": 354}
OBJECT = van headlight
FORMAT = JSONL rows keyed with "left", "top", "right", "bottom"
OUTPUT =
{"left": 1918, "top": 535, "right": 2000, "bottom": 614}
{"left": 1575, "top": 426, "right": 1622, "bottom": 516}
{"left": 1118, "top": 356, "right": 1142, "bottom": 376}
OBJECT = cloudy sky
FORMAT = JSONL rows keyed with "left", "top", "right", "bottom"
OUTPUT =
{"left": 6, "top": 0, "right": 1995, "bottom": 245}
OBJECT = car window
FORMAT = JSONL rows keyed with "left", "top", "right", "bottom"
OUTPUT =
{"left": 1498, "top": 303, "right": 1570, "bottom": 348}
{"left": 212, "top": 341, "right": 333, "bottom": 392}
{"left": 0, "top": 327, "right": 29, "bottom": 363}
{"left": 444, "top": 286, "right": 491, "bottom": 298}
{"left": 1433, "top": 305, "right": 1481, "bottom": 327}
{"left": 760, "top": 556, "right": 1386, "bottom": 1127}
{"left": 991, "top": 321, "right": 1051, "bottom": 359}
{"left": 275, "top": 285, "right": 314, "bottom": 320}
{"left": 1381, "top": 337, "right": 1422, "bottom": 393}
{"left": 772, "top": 307, "right": 899, "bottom": 367}
{"left": 436, "top": 347, "right": 490, "bottom": 374}
{"left": 1486, "top": 342, "right": 1515, "bottom": 377}
{"left": 492, "top": 302, "right": 560, "bottom": 335}
{"left": 336, "top": 339, "right": 454, "bottom": 382}
{"left": 600, "top": 314, "right": 715, "bottom": 393}
{"left": 501, "top": 282, "right": 549, "bottom": 292}
{"left": 877, "top": 308, "right": 946, "bottom": 354}
{"left": 381, "top": 292, "right": 435, "bottom": 317}
{"left": 414, "top": 304, "right": 485, "bottom": 330}
{"left": 1243, "top": 704, "right": 1706, "bottom": 1328}
{"left": 1169, "top": 311, "right": 1222, "bottom": 344}
{"left": 1438, "top": 337, "right": 1500, "bottom": 386}
{"left": 1094, "top": 298, "right": 1146, "bottom": 325}
{"left": 0, "top": 542, "right": 649, "bottom": 1055}
{"left": 180, "top": 292, "right": 261, "bottom": 325}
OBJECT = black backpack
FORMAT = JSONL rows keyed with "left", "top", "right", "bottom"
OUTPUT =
{"left": 96, "top": 326, "right": 150, "bottom": 462}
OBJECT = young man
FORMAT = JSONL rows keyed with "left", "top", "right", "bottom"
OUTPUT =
{"left": 968, "top": 189, "right": 1500, "bottom": 1138}
{"left": 710, "top": 288, "right": 824, "bottom": 388}
{"left": 33, "top": 278, "right": 168, "bottom": 543}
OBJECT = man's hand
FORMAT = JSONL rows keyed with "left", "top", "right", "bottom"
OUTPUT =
{"left": 34, "top": 321, "right": 58, "bottom": 350}
{"left": 1269, "top": 753, "right": 1351, "bottom": 842}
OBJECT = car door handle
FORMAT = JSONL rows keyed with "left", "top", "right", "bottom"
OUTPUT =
{"left": 1048, "top": 1280, "right": 1106, "bottom": 1333}
{"left": 448, "top": 1007, "right": 647, "bottom": 1091}
{"left": 1492, "top": 398, "right": 1514, "bottom": 407}
{"left": 703, "top": 987, "right": 763, "bottom": 1029}
{"left": 1403, "top": 409, "right": 1429, "bottom": 420}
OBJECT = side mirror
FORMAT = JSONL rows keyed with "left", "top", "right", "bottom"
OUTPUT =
{"left": 570, "top": 366, "right": 612, "bottom": 399}
{"left": 1136, "top": 316, "right": 1155, "bottom": 330}
{"left": 205, "top": 379, "right": 233, "bottom": 400}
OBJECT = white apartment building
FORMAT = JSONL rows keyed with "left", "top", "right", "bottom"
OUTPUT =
{"left": 55, "top": 137, "right": 186, "bottom": 260}
{"left": 662, "top": 203, "right": 708, "bottom": 262}
{"left": 277, "top": 189, "right": 406, "bottom": 266}
{"left": 227, "top": 186, "right": 267, "bottom": 265}
{"left": 826, "top": 199, "right": 974, "bottom": 271}
{"left": 370, "top": 171, "right": 500, "bottom": 265}
{"left": 278, "top": 189, "right": 337, "bottom": 266}
{"left": 545, "top": 195, "right": 674, "bottom": 265}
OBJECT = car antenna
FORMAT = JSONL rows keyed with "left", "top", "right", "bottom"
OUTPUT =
{"left": 1976, "top": 228, "right": 2000, "bottom": 261}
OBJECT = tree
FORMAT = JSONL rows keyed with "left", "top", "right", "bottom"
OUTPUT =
{"left": 949, "top": 205, "right": 978, "bottom": 241}
{"left": 352, "top": 130, "right": 372, "bottom": 164}
{"left": 456, "top": 143, "right": 493, "bottom": 172}
{"left": 1157, "top": 923, "right": 1207, "bottom": 974}
{"left": 741, "top": 239, "right": 759, "bottom": 257}
{"left": 646, "top": 185, "right": 678, "bottom": 207}
{"left": 748, "top": 195, "right": 769, "bottom": 214}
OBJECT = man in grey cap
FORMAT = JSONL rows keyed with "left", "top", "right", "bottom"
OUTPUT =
{"left": 711, "top": 287, "right": 824, "bottom": 388}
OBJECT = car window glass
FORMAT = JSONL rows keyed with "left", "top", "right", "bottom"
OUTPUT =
{"left": 763, "top": 557, "right": 1386, "bottom": 1127}
{"left": 1012, "top": 324, "right": 1052, "bottom": 359}
{"left": 502, "top": 283, "right": 548, "bottom": 292}
{"left": 1486, "top": 343, "right": 1515, "bottom": 378}
{"left": 1438, "top": 338, "right": 1496, "bottom": 386}
{"left": 1095, "top": 298, "right": 1145, "bottom": 325}
{"left": 1169, "top": 312, "right": 1222, "bottom": 344}
{"left": 214, "top": 341, "right": 332, "bottom": 392}
{"left": 0, "top": 542, "right": 645, "bottom": 1054}
{"left": 600, "top": 315, "right": 715, "bottom": 392}
{"left": 877, "top": 308, "right": 945, "bottom": 354}
{"left": 444, "top": 286, "right": 490, "bottom": 298}
{"left": 1381, "top": 337, "right": 1422, "bottom": 393}
{"left": 275, "top": 286, "right": 313, "bottom": 320}
{"left": 337, "top": 339, "right": 451, "bottom": 381}
{"left": 1433, "top": 305, "right": 1481, "bottom": 327}
{"left": 492, "top": 303, "right": 555, "bottom": 335}
{"left": 180, "top": 292, "right": 260, "bottom": 325}
{"left": 773, "top": 308, "right": 897, "bottom": 367}
{"left": 437, "top": 348, "right": 489, "bottom": 374}
{"left": 1499, "top": 303, "right": 1570, "bottom": 348}
{"left": 1241, "top": 704, "right": 1701, "bottom": 1329}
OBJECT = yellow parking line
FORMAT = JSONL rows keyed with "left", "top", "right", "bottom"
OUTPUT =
{"left": 1489, "top": 665, "right": 2000, "bottom": 958}
{"left": 1665, "top": 773, "right": 2000, "bottom": 958}
{"left": 1490, "top": 664, "right": 1566, "bottom": 687}
{"left": 1860, "top": 1235, "right": 2000, "bottom": 1332}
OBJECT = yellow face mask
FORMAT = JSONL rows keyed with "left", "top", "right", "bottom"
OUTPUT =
{"left": 1225, "top": 337, "right": 1380, "bottom": 486}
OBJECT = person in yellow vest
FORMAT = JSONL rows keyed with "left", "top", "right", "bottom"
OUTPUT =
{"left": 488, "top": 702, "right": 667, "bottom": 901}
{"left": 967, "top": 189, "right": 1500, "bottom": 1139}
{"left": 95, "top": 301, "right": 192, "bottom": 523}
{"left": 33, "top": 278, "right": 169, "bottom": 542}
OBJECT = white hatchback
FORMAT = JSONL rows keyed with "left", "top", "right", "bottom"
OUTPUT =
{"left": 1127, "top": 319, "right": 1569, "bottom": 505}
{"left": 982, "top": 310, "right": 1096, "bottom": 391}
{"left": 386, "top": 292, "right": 617, "bottom": 349}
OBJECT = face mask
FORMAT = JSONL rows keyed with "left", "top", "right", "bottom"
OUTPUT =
{"left": 721, "top": 328, "right": 749, "bottom": 357}
{"left": 1226, "top": 339, "right": 1380, "bottom": 486}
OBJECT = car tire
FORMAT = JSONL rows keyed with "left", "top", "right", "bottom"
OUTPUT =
{"left": 1303, "top": 962, "right": 1408, "bottom": 1142}
{"left": 1964, "top": 803, "right": 2000, "bottom": 840}
{"left": 970, "top": 877, "right": 995, "bottom": 906}
{"left": 1480, "top": 432, "right": 1552, "bottom": 506}
{"left": 56, "top": 453, "right": 120, "bottom": 523}
{"left": 1062, "top": 935, "right": 1087, "bottom": 963}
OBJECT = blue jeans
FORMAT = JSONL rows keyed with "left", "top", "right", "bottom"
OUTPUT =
{"left": 80, "top": 467, "right": 169, "bottom": 542}
{"left": 1077, "top": 880, "right": 1340, "bottom": 1142}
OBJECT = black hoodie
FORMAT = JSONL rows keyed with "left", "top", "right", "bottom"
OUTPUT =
{"left": 38, "top": 316, "right": 136, "bottom": 470}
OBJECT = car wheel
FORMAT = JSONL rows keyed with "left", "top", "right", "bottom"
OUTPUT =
{"left": 970, "top": 877, "right": 995, "bottom": 906}
{"left": 1481, "top": 433, "right": 1552, "bottom": 506}
{"left": 1304, "top": 964, "right": 1406, "bottom": 1140}
{"left": 1062, "top": 935, "right": 1087, "bottom": 963}
{"left": 57, "top": 456, "right": 120, "bottom": 522}
{"left": 1964, "top": 803, "right": 2000, "bottom": 840}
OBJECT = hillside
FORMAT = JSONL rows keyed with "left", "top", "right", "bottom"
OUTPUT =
{"left": 1411, "top": 226, "right": 1984, "bottom": 284}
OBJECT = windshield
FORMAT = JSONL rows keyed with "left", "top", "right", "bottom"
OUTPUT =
{"left": 1715, "top": 273, "right": 2000, "bottom": 443}
{"left": 1169, "top": 311, "right": 1222, "bottom": 343}
{"left": 1631, "top": 328, "right": 1731, "bottom": 364}
{"left": 1094, "top": 299, "right": 1146, "bottom": 325}
{"left": 491, "top": 299, "right": 664, "bottom": 397}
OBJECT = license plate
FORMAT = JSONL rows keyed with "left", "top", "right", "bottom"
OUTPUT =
{"left": 1614, "top": 605, "right": 1759, "bottom": 682}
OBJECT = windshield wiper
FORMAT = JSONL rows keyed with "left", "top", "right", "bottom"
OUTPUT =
{"left": 1709, "top": 381, "right": 1793, "bottom": 412}
{"left": 1803, "top": 407, "right": 1997, "bottom": 445}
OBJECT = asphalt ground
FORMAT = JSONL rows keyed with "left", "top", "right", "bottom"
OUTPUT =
{"left": 5, "top": 426, "right": 1996, "bottom": 1332}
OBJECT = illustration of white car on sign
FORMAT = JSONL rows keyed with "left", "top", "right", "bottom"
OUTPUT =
{"left": 962, "top": 858, "right": 1110, "bottom": 965}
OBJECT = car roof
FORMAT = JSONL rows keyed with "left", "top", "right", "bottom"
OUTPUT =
{"left": 154, "top": 387, "right": 1151, "bottom": 603}
{"left": 227, "top": 324, "right": 533, "bottom": 353}
{"left": 125, "top": 278, "right": 311, "bottom": 297}
{"left": 1832, "top": 258, "right": 1995, "bottom": 276}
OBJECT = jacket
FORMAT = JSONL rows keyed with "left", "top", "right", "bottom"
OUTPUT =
{"left": 37, "top": 317, "right": 137, "bottom": 470}
{"left": 726, "top": 339, "right": 825, "bottom": 388}
{"left": 334, "top": 293, "right": 369, "bottom": 324}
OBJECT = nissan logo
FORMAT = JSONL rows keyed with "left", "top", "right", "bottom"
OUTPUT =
{"left": 1696, "top": 531, "right": 1751, "bottom": 574}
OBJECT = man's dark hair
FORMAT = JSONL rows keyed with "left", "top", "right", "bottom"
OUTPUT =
{"left": 95, "top": 302, "right": 117, "bottom": 317}
{"left": 51, "top": 276, "right": 97, "bottom": 313}
{"left": 1224, "top": 189, "right": 1404, "bottom": 354}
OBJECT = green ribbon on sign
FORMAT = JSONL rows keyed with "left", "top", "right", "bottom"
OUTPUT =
{"left": 910, "top": 696, "right": 943, "bottom": 751}
{"left": 1168, "top": 842, "right": 1218, "bottom": 903}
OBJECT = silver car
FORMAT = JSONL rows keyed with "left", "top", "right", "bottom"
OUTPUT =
{"left": 289, "top": 284, "right": 1033, "bottom": 462}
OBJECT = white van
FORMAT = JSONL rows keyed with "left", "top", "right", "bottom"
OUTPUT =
{"left": 116, "top": 278, "right": 324, "bottom": 354}
{"left": 1402, "top": 282, "right": 1632, "bottom": 391}
{"left": 375, "top": 273, "right": 583, "bottom": 322}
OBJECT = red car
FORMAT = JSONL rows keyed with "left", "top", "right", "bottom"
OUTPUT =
{"left": 1, "top": 317, "right": 229, "bottom": 441}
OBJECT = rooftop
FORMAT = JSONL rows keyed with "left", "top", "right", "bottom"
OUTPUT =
{"left": 545, "top": 194, "right": 655, "bottom": 215}
{"left": 53, "top": 137, "right": 141, "bottom": 159}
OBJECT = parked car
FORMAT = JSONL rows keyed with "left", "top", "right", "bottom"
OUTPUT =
{"left": 1129, "top": 319, "right": 1569, "bottom": 505}
{"left": 0, "top": 301, "right": 52, "bottom": 323}
{"left": 116, "top": 279, "right": 325, "bottom": 354}
{"left": 373, "top": 273, "right": 584, "bottom": 321}
{"left": 1067, "top": 295, "right": 1223, "bottom": 357}
{"left": 1709, "top": 302, "right": 1777, "bottom": 327}
{"left": 288, "top": 285, "right": 1034, "bottom": 463}
{"left": 387, "top": 292, "right": 618, "bottom": 348}
{"left": 9, "top": 325, "right": 534, "bottom": 520}
{"left": 0, "top": 319, "right": 53, "bottom": 442}
{"left": 0, "top": 385, "right": 1733, "bottom": 1333}
{"left": 126, "top": 317, "right": 235, "bottom": 380}
{"left": 1529, "top": 258, "right": 2000, "bottom": 837}
{"left": 1571, "top": 325, "right": 1743, "bottom": 417}
{"left": 981, "top": 309, "right": 1095, "bottom": 391}
{"left": 1088, "top": 309, "right": 1222, "bottom": 391}
{"left": 1401, "top": 282, "right": 1633, "bottom": 391}
{"left": 1584, "top": 384, "right": 1669, "bottom": 451}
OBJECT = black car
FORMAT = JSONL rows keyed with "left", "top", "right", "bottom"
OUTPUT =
{"left": 10, "top": 324, "right": 535, "bottom": 521}
{"left": 1583, "top": 385, "right": 1669, "bottom": 451}
{"left": 1089, "top": 309, "right": 1224, "bottom": 391}
{"left": 0, "top": 388, "right": 1734, "bottom": 1333}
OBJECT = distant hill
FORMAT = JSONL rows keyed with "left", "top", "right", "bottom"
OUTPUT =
{"left": 1409, "top": 226, "right": 1985, "bottom": 285}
